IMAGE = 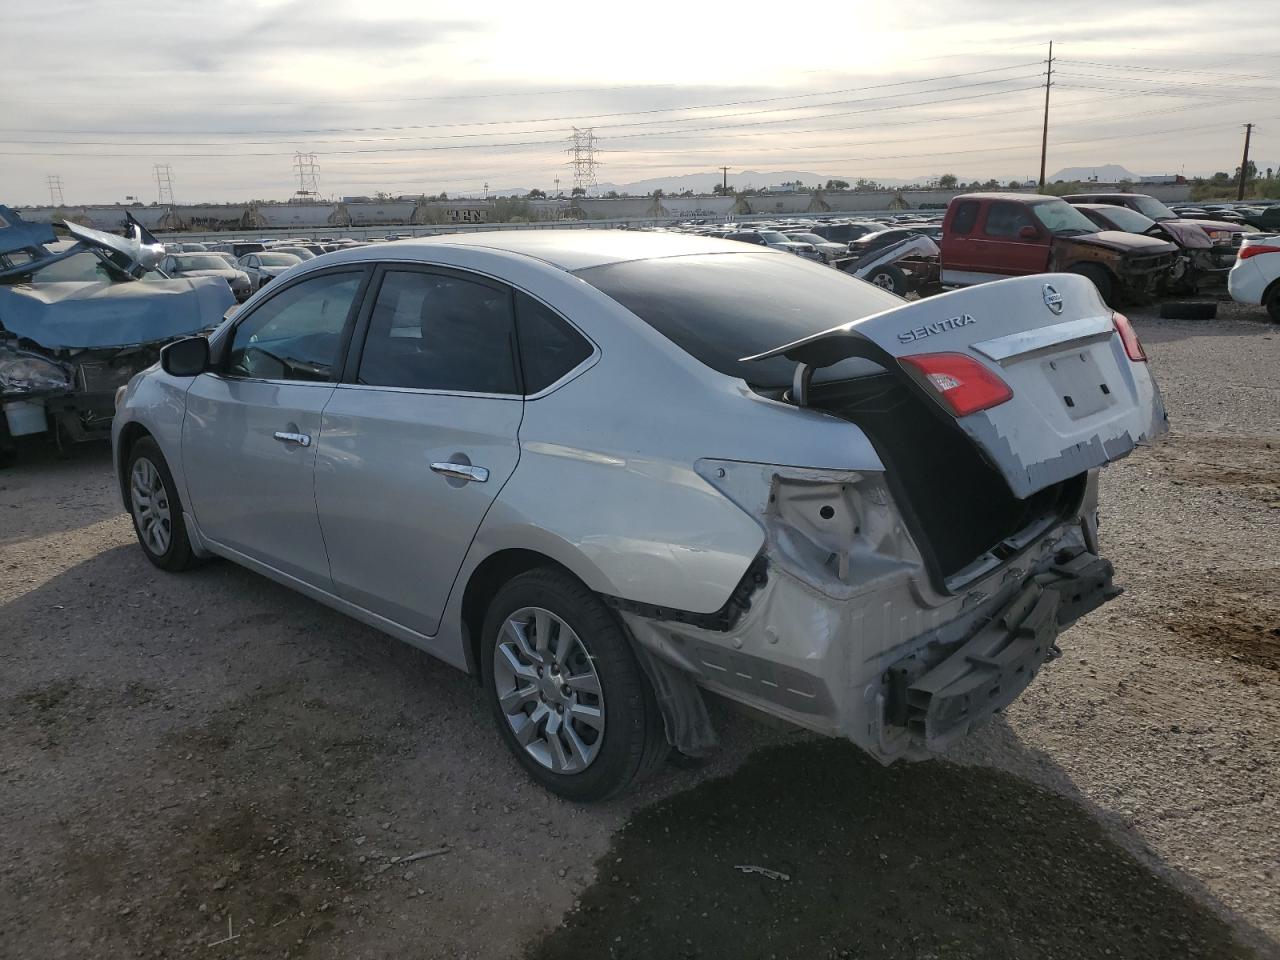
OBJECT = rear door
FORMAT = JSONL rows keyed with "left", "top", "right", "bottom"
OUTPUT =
{"left": 969, "top": 201, "right": 1051, "bottom": 278}
{"left": 749, "top": 272, "right": 1167, "bottom": 499}
{"left": 313, "top": 266, "right": 524, "bottom": 637}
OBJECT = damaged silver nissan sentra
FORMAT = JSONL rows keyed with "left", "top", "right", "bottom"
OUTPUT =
{"left": 112, "top": 231, "right": 1166, "bottom": 800}
{"left": 0, "top": 207, "right": 233, "bottom": 457}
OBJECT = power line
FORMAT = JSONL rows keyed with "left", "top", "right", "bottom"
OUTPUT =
{"left": 1057, "top": 58, "right": 1277, "bottom": 81}
{"left": 0, "top": 64, "right": 1045, "bottom": 139}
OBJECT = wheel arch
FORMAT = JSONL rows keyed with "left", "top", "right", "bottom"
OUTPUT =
{"left": 115, "top": 420, "right": 154, "bottom": 504}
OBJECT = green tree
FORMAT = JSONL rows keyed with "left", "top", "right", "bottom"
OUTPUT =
{"left": 571, "top": 186, "right": 586, "bottom": 196}
{"left": 938, "top": 173, "right": 958, "bottom": 189}
{"left": 527, "top": 188, "right": 547, "bottom": 199}
{"left": 1236, "top": 160, "right": 1258, "bottom": 182}
{"left": 825, "top": 179, "right": 850, "bottom": 190}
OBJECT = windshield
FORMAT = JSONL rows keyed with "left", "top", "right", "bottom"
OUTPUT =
{"left": 30, "top": 250, "right": 130, "bottom": 283}
{"left": 1032, "top": 199, "right": 1099, "bottom": 236}
{"left": 258, "top": 253, "right": 301, "bottom": 266}
{"left": 175, "top": 255, "right": 230, "bottom": 271}
{"left": 575, "top": 252, "right": 901, "bottom": 388}
{"left": 757, "top": 231, "right": 789, "bottom": 243}
{"left": 1092, "top": 206, "right": 1156, "bottom": 234}
{"left": 789, "top": 233, "right": 827, "bottom": 244}
{"left": 1124, "top": 196, "right": 1177, "bottom": 221}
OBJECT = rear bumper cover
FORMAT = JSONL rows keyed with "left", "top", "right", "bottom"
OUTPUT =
{"left": 622, "top": 517, "right": 1117, "bottom": 761}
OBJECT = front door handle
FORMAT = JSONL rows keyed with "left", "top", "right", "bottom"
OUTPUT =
{"left": 430, "top": 461, "right": 489, "bottom": 483}
{"left": 273, "top": 430, "right": 312, "bottom": 447}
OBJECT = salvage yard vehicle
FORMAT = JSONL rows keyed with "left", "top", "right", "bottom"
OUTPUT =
{"left": 113, "top": 231, "right": 1166, "bottom": 800}
{"left": 0, "top": 207, "right": 234, "bottom": 457}
{"left": 161, "top": 252, "right": 253, "bottom": 301}
{"left": 941, "top": 193, "right": 1178, "bottom": 305}
{"left": 1227, "top": 234, "right": 1280, "bottom": 321}
{"left": 1069, "top": 203, "right": 1233, "bottom": 293}
{"left": 835, "top": 229, "right": 942, "bottom": 295}
{"left": 725, "top": 229, "right": 820, "bottom": 260}
{"left": 237, "top": 251, "right": 302, "bottom": 293}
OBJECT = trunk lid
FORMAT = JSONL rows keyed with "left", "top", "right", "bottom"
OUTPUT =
{"left": 745, "top": 272, "right": 1168, "bottom": 499}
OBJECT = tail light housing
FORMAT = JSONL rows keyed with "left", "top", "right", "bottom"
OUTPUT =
{"left": 1111, "top": 311, "right": 1146, "bottom": 362}
{"left": 1238, "top": 243, "right": 1280, "bottom": 260}
{"left": 899, "top": 352, "right": 1012, "bottom": 417}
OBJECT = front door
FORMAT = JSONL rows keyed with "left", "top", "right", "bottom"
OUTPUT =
{"left": 969, "top": 200, "right": 1051, "bottom": 277}
{"left": 314, "top": 267, "right": 524, "bottom": 636}
{"left": 182, "top": 268, "right": 367, "bottom": 587}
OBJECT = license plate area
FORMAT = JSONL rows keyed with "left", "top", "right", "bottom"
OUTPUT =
{"left": 1041, "top": 350, "right": 1113, "bottom": 421}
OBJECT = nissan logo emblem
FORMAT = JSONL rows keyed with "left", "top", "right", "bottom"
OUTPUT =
{"left": 1043, "top": 283, "right": 1064, "bottom": 315}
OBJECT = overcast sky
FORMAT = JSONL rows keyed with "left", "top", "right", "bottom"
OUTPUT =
{"left": 2, "top": 0, "right": 1277, "bottom": 205}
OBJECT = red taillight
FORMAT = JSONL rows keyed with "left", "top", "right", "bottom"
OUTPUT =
{"left": 899, "top": 352, "right": 1013, "bottom": 417}
{"left": 1239, "top": 244, "right": 1280, "bottom": 260}
{"left": 1111, "top": 311, "right": 1146, "bottom": 362}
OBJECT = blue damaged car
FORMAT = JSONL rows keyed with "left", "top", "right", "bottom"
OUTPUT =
{"left": 0, "top": 207, "right": 233, "bottom": 457}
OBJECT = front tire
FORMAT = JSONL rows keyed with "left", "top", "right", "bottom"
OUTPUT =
{"left": 480, "top": 568, "right": 667, "bottom": 801}
{"left": 1265, "top": 285, "right": 1280, "bottom": 323}
{"left": 125, "top": 436, "right": 197, "bottom": 572}
{"left": 1068, "top": 263, "right": 1115, "bottom": 306}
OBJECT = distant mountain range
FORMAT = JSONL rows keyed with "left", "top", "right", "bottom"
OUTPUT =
{"left": 1047, "top": 164, "right": 1140, "bottom": 183}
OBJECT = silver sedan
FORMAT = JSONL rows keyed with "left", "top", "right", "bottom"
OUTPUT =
{"left": 113, "top": 231, "right": 1166, "bottom": 799}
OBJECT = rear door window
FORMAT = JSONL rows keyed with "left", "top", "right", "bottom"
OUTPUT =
{"left": 515, "top": 293, "right": 593, "bottom": 394}
{"left": 355, "top": 270, "right": 519, "bottom": 395}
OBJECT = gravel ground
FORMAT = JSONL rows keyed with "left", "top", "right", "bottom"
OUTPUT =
{"left": 0, "top": 300, "right": 1276, "bottom": 959}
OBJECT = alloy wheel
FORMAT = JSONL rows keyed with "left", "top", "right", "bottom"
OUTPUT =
{"left": 493, "top": 606, "right": 605, "bottom": 774}
{"left": 130, "top": 457, "right": 172, "bottom": 555}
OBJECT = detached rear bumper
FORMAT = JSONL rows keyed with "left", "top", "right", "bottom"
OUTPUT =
{"left": 885, "top": 551, "right": 1117, "bottom": 751}
{"left": 622, "top": 518, "right": 1118, "bottom": 762}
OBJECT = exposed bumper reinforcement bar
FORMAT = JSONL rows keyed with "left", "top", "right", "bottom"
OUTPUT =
{"left": 887, "top": 549, "right": 1117, "bottom": 751}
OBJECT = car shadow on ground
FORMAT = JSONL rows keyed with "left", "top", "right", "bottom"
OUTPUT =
{"left": 527, "top": 734, "right": 1267, "bottom": 960}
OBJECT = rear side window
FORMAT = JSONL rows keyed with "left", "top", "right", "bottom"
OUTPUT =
{"left": 356, "top": 270, "right": 519, "bottom": 394}
{"left": 576, "top": 252, "right": 901, "bottom": 389}
{"left": 515, "top": 293, "right": 592, "bottom": 394}
{"left": 950, "top": 201, "right": 979, "bottom": 234}
{"left": 983, "top": 202, "right": 1036, "bottom": 237}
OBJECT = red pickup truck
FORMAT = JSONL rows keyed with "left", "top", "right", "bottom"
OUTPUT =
{"left": 940, "top": 193, "right": 1178, "bottom": 304}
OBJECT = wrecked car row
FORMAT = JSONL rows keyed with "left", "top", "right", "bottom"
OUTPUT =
{"left": 113, "top": 230, "right": 1166, "bottom": 799}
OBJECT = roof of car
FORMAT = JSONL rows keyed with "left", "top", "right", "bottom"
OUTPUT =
{"left": 953, "top": 192, "right": 1061, "bottom": 204}
{"left": 1060, "top": 193, "right": 1150, "bottom": 201}
{"left": 355, "top": 229, "right": 750, "bottom": 271}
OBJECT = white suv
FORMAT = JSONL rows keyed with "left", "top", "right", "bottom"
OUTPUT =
{"left": 1228, "top": 234, "right": 1280, "bottom": 322}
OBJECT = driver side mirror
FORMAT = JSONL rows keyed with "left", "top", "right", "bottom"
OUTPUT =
{"left": 160, "top": 336, "right": 209, "bottom": 377}
{"left": 1018, "top": 225, "right": 1040, "bottom": 240}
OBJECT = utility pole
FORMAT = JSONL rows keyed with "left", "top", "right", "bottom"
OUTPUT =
{"left": 721, "top": 166, "right": 729, "bottom": 193}
{"left": 1038, "top": 41, "right": 1054, "bottom": 192}
{"left": 1237, "top": 123, "right": 1253, "bottom": 201}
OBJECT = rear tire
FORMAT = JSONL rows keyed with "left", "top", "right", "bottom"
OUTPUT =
{"left": 480, "top": 567, "right": 667, "bottom": 801}
{"left": 1265, "top": 285, "right": 1280, "bottom": 323}
{"left": 863, "top": 263, "right": 908, "bottom": 295}
{"left": 125, "top": 437, "right": 197, "bottom": 572}
{"left": 1067, "top": 263, "right": 1115, "bottom": 306}
{"left": 1159, "top": 300, "right": 1218, "bottom": 320}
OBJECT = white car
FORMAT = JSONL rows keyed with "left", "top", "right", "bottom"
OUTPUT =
{"left": 112, "top": 231, "right": 1165, "bottom": 800}
{"left": 1227, "top": 234, "right": 1280, "bottom": 321}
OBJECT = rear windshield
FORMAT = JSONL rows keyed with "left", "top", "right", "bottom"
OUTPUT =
{"left": 575, "top": 252, "right": 901, "bottom": 388}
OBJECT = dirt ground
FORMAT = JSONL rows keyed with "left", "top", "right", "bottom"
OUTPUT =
{"left": 1, "top": 301, "right": 1277, "bottom": 960}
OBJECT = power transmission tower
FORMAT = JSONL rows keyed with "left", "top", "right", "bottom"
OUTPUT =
{"left": 154, "top": 163, "right": 175, "bottom": 205}
{"left": 1038, "top": 41, "right": 1054, "bottom": 192}
{"left": 293, "top": 152, "right": 321, "bottom": 200}
{"left": 46, "top": 174, "right": 65, "bottom": 207}
{"left": 567, "top": 128, "right": 599, "bottom": 193}
{"left": 1237, "top": 123, "right": 1254, "bottom": 201}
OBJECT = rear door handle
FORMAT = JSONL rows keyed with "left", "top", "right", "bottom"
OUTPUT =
{"left": 273, "top": 431, "right": 312, "bottom": 447}
{"left": 430, "top": 462, "right": 489, "bottom": 483}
